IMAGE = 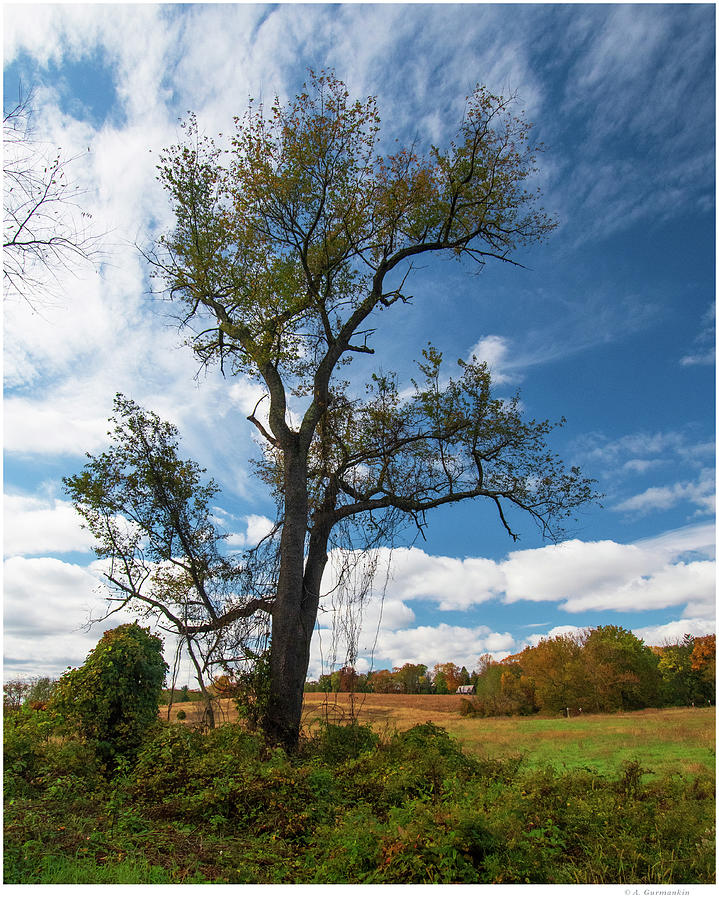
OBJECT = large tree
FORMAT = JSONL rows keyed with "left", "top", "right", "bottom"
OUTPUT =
{"left": 68, "top": 72, "right": 596, "bottom": 748}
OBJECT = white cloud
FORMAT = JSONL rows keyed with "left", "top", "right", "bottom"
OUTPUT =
{"left": 614, "top": 469, "right": 715, "bottom": 517}
{"left": 560, "top": 560, "right": 715, "bottom": 615}
{"left": 3, "top": 494, "right": 91, "bottom": 556}
{"left": 633, "top": 618, "right": 717, "bottom": 647}
{"left": 525, "top": 624, "right": 588, "bottom": 648}
{"left": 3, "top": 556, "right": 102, "bottom": 637}
{"left": 227, "top": 514, "right": 276, "bottom": 548}
{"left": 316, "top": 523, "right": 715, "bottom": 617}
{"left": 2, "top": 555, "right": 196, "bottom": 685}
{"left": 679, "top": 304, "right": 714, "bottom": 368}
{"left": 500, "top": 526, "right": 715, "bottom": 614}
{"left": 378, "top": 547, "right": 503, "bottom": 611}
{"left": 467, "top": 335, "right": 516, "bottom": 384}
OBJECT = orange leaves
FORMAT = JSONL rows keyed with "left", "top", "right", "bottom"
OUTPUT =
{"left": 691, "top": 634, "right": 715, "bottom": 674}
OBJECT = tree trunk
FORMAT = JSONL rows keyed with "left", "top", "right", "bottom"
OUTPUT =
{"left": 263, "top": 448, "right": 312, "bottom": 749}
{"left": 262, "top": 456, "right": 335, "bottom": 748}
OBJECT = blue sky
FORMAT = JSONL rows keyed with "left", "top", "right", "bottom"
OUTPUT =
{"left": 3, "top": 2, "right": 715, "bottom": 685}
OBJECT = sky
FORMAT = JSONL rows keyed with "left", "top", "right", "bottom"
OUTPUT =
{"left": 3, "top": 2, "right": 716, "bottom": 687}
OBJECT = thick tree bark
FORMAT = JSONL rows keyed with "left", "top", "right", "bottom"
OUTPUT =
{"left": 262, "top": 444, "right": 335, "bottom": 748}
{"left": 261, "top": 445, "right": 315, "bottom": 748}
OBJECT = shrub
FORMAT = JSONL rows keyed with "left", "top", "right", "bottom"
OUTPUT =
{"left": 4, "top": 705, "right": 103, "bottom": 801}
{"left": 51, "top": 623, "right": 168, "bottom": 765}
{"left": 303, "top": 721, "right": 379, "bottom": 764}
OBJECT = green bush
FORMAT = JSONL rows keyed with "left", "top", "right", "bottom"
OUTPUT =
{"left": 303, "top": 721, "right": 379, "bottom": 764}
{"left": 4, "top": 705, "right": 104, "bottom": 801}
{"left": 51, "top": 623, "right": 168, "bottom": 765}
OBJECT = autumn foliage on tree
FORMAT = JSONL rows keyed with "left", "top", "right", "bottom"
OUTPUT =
{"left": 691, "top": 634, "right": 715, "bottom": 684}
{"left": 465, "top": 628, "right": 713, "bottom": 716}
{"left": 68, "top": 71, "right": 597, "bottom": 748}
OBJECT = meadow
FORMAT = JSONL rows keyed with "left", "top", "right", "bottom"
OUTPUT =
{"left": 162, "top": 693, "right": 716, "bottom": 776}
{"left": 5, "top": 698, "right": 715, "bottom": 884}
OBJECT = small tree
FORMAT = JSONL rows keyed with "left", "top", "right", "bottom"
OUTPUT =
{"left": 51, "top": 623, "right": 168, "bottom": 764}
{"left": 26, "top": 676, "right": 57, "bottom": 709}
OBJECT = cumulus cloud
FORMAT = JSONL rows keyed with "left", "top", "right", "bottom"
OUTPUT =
{"left": 3, "top": 556, "right": 111, "bottom": 678}
{"left": 316, "top": 523, "right": 715, "bottom": 616}
{"left": 226, "top": 514, "right": 276, "bottom": 548}
{"left": 525, "top": 624, "right": 589, "bottom": 648}
{"left": 633, "top": 618, "right": 717, "bottom": 647}
{"left": 2, "top": 555, "right": 197, "bottom": 684}
{"left": 3, "top": 494, "right": 91, "bottom": 556}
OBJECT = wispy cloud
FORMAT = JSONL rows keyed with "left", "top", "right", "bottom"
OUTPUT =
{"left": 681, "top": 303, "right": 715, "bottom": 367}
{"left": 613, "top": 469, "right": 715, "bottom": 518}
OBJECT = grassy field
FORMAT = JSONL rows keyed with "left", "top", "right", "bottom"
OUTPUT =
{"left": 160, "top": 694, "right": 716, "bottom": 776}
{"left": 6, "top": 699, "right": 715, "bottom": 883}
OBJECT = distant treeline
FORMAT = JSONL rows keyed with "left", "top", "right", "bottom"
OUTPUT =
{"left": 304, "top": 627, "right": 716, "bottom": 714}
{"left": 5, "top": 627, "right": 714, "bottom": 717}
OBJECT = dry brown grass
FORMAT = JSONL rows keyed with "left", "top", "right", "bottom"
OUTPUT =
{"left": 158, "top": 692, "right": 465, "bottom": 731}
{"left": 157, "top": 694, "right": 715, "bottom": 774}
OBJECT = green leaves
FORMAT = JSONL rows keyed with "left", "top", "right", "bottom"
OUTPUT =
{"left": 149, "top": 71, "right": 556, "bottom": 392}
{"left": 51, "top": 623, "right": 167, "bottom": 765}
{"left": 64, "top": 394, "right": 226, "bottom": 591}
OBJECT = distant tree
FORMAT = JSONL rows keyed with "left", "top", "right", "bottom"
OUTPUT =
{"left": 657, "top": 635, "right": 705, "bottom": 706}
{"left": 367, "top": 669, "right": 402, "bottom": 693}
{"left": 691, "top": 634, "right": 715, "bottom": 697}
{"left": 394, "top": 663, "right": 428, "bottom": 693}
{"left": 26, "top": 676, "right": 57, "bottom": 709}
{"left": 3, "top": 678, "right": 33, "bottom": 710}
{"left": 432, "top": 663, "right": 462, "bottom": 694}
{"left": 3, "top": 89, "right": 101, "bottom": 306}
{"left": 516, "top": 633, "right": 586, "bottom": 712}
{"left": 471, "top": 658, "right": 537, "bottom": 716}
{"left": 581, "top": 625, "right": 660, "bottom": 711}
{"left": 72, "top": 71, "right": 597, "bottom": 749}
{"left": 336, "top": 665, "right": 359, "bottom": 692}
{"left": 51, "top": 623, "right": 168, "bottom": 764}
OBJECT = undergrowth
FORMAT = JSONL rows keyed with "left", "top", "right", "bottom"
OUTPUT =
{"left": 4, "top": 710, "right": 715, "bottom": 884}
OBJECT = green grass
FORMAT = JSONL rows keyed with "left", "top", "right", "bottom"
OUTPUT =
{"left": 445, "top": 708, "right": 715, "bottom": 775}
{"left": 4, "top": 851, "right": 177, "bottom": 884}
